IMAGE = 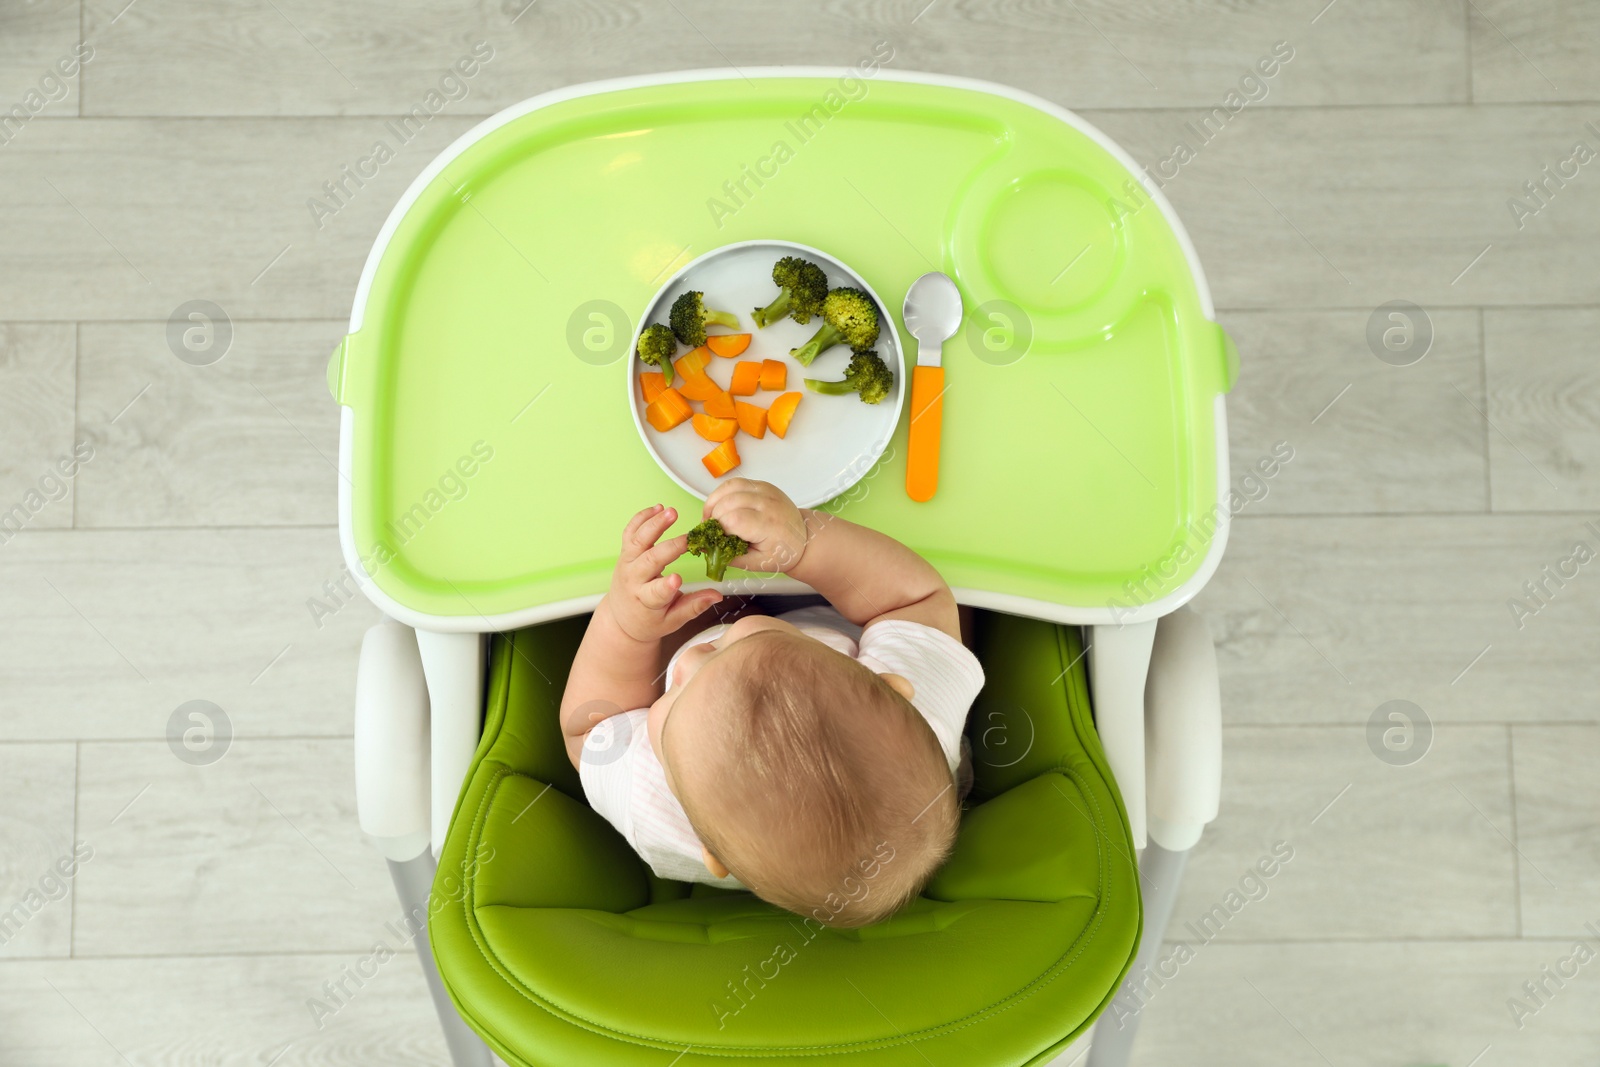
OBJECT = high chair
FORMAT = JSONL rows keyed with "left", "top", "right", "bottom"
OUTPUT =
{"left": 337, "top": 68, "right": 1231, "bottom": 1066}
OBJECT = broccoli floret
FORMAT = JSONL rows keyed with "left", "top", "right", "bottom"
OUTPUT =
{"left": 804, "top": 349, "right": 894, "bottom": 405}
{"left": 668, "top": 290, "right": 740, "bottom": 347}
{"left": 790, "top": 287, "right": 881, "bottom": 366}
{"left": 752, "top": 256, "right": 828, "bottom": 328}
{"left": 636, "top": 323, "right": 677, "bottom": 385}
{"left": 685, "top": 518, "right": 749, "bottom": 581}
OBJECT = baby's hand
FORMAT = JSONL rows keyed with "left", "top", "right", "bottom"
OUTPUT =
{"left": 703, "top": 479, "right": 809, "bottom": 574}
{"left": 608, "top": 504, "right": 723, "bottom": 643}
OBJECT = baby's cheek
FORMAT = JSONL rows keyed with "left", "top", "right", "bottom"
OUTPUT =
{"left": 646, "top": 698, "right": 671, "bottom": 755}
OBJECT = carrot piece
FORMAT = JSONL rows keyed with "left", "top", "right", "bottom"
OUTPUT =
{"left": 767, "top": 391, "right": 802, "bottom": 438}
{"left": 702, "top": 438, "right": 740, "bottom": 477}
{"left": 674, "top": 368, "right": 722, "bottom": 402}
{"left": 692, "top": 413, "right": 739, "bottom": 442}
{"left": 676, "top": 346, "right": 713, "bottom": 377}
{"left": 639, "top": 371, "right": 666, "bottom": 405}
{"left": 703, "top": 389, "right": 737, "bottom": 418}
{"left": 645, "top": 388, "right": 692, "bottom": 432}
{"left": 760, "top": 359, "right": 787, "bottom": 391}
{"left": 729, "top": 360, "right": 762, "bottom": 396}
{"left": 706, "top": 333, "right": 751, "bottom": 358}
{"left": 734, "top": 400, "right": 767, "bottom": 439}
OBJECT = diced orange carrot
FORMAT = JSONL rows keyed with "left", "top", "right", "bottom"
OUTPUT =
{"left": 734, "top": 400, "right": 767, "bottom": 439}
{"left": 639, "top": 371, "right": 666, "bottom": 404}
{"left": 692, "top": 413, "right": 738, "bottom": 442}
{"left": 760, "top": 359, "right": 787, "bottom": 392}
{"left": 706, "top": 333, "right": 751, "bottom": 358}
{"left": 645, "top": 388, "right": 692, "bottom": 432}
{"left": 702, "top": 438, "right": 740, "bottom": 478}
{"left": 703, "top": 389, "right": 736, "bottom": 418}
{"left": 729, "top": 361, "right": 762, "bottom": 396}
{"left": 674, "top": 369, "right": 722, "bottom": 402}
{"left": 767, "top": 391, "right": 802, "bottom": 438}
{"left": 675, "top": 346, "right": 713, "bottom": 377}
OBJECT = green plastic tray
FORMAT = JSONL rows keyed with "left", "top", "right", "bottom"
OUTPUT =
{"left": 331, "top": 72, "right": 1234, "bottom": 625}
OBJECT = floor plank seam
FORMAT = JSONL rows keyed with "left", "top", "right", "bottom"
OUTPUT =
{"left": 1506, "top": 724, "right": 1524, "bottom": 939}
{"left": 69, "top": 739, "right": 80, "bottom": 959}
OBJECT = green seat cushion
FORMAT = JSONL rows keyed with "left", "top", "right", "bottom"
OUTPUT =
{"left": 430, "top": 611, "right": 1141, "bottom": 1066}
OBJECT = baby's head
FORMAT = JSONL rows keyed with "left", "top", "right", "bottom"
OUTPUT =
{"left": 649, "top": 615, "right": 959, "bottom": 927}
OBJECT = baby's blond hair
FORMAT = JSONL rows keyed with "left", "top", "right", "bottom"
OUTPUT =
{"left": 670, "top": 631, "right": 960, "bottom": 927}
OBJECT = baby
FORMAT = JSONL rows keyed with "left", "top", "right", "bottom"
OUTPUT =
{"left": 559, "top": 479, "right": 984, "bottom": 927}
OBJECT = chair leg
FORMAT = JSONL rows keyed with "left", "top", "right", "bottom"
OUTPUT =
{"left": 1088, "top": 621, "right": 1157, "bottom": 849}
{"left": 1085, "top": 842, "right": 1190, "bottom": 1067}
{"left": 387, "top": 851, "right": 495, "bottom": 1067}
{"left": 415, "top": 629, "right": 487, "bottom": 855}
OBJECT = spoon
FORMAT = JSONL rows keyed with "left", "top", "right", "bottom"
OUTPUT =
{"left": 902, "top": 272, "right": 962, "bottom": 502}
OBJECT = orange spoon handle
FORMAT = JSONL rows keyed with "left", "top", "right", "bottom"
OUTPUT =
{"left": 906, "top": 365, "right": 944, "bottom": 502}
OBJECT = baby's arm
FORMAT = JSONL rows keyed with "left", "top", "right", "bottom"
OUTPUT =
{"left": 702, "top": 479, "right": 960, "bottom": 642}
{"left": 791, "top": 508, "right": 961, "bottom": 640}
{"left": 559, "top": 504, "right": 722, "bottom": 770}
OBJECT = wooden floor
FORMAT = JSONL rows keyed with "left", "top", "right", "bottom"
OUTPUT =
{"left": 2, "top": 1, "right": 1598, "bottom": 1063}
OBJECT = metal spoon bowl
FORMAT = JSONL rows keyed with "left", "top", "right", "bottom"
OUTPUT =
{"left": 903, "top": 272, "right": 963, "bottom": 357}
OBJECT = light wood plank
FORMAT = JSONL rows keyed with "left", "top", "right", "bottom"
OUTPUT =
{"left": 1219, "top": 308, "right": 1487, "bottom": 514}
{"left": 76, "top": 320, "right": 343, "bottom": 527}
{"left": 0, "top": 0, "right": 81, "bottom": 125}
{"left": 1085, "top": 103, "right": 1600, "bottom": 309}
{"left": 1192, "top": 515, "right": 1600, "bottom": 723}
{"left": 0, "top": 323, "right": 77, "bottom": 532}
{"left": 1512, "top": 724, "right": 1600, "bottom": 938}
{"left": 0, "top": 743, "right": 77, "bottom": 959}
{"left": 0, "top": 528, "right": 381, "bottom": 742}
{"left": 13, "top": 104, "right": 1597, "bottom": 320}
{"left": 1129, "top": 940, "right": 1600, "bottom": 1066}
{"left": 79, "top": 0, "right": 1466, "bottom": 117}
{"left": 72, "top": 739, "right": 397, "bottom": 956}
{"left": 1485, "top": 308, "right": 1600, "bottom": 511}
{"left": 0, "top": 115, "right": 474, "bottom": 321}
{"left": 1171, "top": 725, "right": 1516, "bottom": 941}
{"left": 1470, "top": 0, "right": 1600, "bottom": 103}
{"left": 0, "top": 953, "right": 447, "bottom": 1065}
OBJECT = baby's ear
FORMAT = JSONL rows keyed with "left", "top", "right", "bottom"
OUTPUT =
{"left": 879, "top": 672, "right": 915, "bottom": 702}
{"left": 701, "top": 847, "right": 731, "bottom": 879}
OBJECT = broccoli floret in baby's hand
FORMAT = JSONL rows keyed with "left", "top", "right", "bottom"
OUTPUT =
{"left": 637, "top": 323, "right": 678, "bottom": 385}
{"left": 753, "top": 256, "right": 828, "bottom": 328}
{"left": 686, "top": 518, "right": 749, "bottom": 581}
{"left": 669, "top": 291, "right": 740, "bottom": 347}
{"left": 790, "top": 287, "right": 881, "bottom": 366}
{"left": 804, "top": 349, "right": 894, "bottom": 405}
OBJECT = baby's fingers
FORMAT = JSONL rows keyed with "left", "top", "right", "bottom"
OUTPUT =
{"left": 638, "top": 533, "right": 690, "bottom": 575}
{"left": 662, "top": 588, "right": 723, "bottom": 630}
{"left": 621, "top": 504, "right": 662, "bottom": 549}
{"left": 623, "top": 504, "right": 678, "bottom": 558}
{"left": 637, "top": 571, "right": 682, "bottom": 610}
{"left": 704, "top": 478, "right": 757, "bottom": 509}
{"left": 703, "top": 478, "right": 774, "bottom": 518}
{"left": 706, "top": 506, "right": 763, "bottom": 544}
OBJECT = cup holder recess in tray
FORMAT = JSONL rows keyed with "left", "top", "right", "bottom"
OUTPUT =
{"left": 949, "top": 161, "right": 1143, "bottom": 348}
